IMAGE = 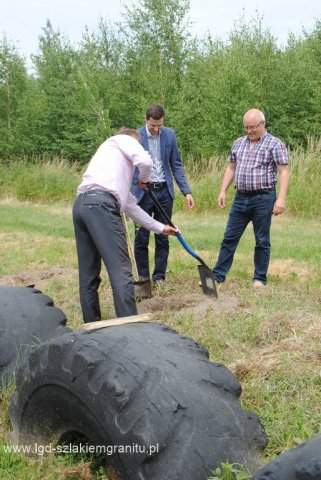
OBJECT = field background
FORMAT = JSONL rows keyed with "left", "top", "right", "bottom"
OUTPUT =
{"left": 2, "top": 0, "right": 321, "bottom": 475}
{"left": 0, "top": 153, "right": 320, "bottom": 479}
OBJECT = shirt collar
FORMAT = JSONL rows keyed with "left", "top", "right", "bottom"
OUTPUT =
{"left": 145, "top": 125, "right": 161, "bottom": 138}
{"left": 246, "top": 129, "right": 267, "bottom": 143}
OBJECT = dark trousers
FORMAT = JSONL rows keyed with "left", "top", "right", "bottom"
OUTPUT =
{"left": 213, "top": 189, "right": 276, "bottom": 285}
{"left": 72, "top": 191, "right": 137, "bottom": 323}
{"left": 134, "top": 186, "right": 173, "bottom": 282}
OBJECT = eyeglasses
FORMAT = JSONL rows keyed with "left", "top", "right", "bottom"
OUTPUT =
{"left": 244, "top": 121, "right": 263, "bottom": 131}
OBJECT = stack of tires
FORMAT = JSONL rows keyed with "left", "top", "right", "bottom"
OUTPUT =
{"left": 1, "top": 286, "right": 320, "bottom": 479}
{"left": 0, "top": 285, "right": 71, "bottom": 387}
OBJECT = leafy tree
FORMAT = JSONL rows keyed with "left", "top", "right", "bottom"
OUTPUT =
{"left": 12, "top": 76, "right": 49, "bottom": 156}
{"left": 77, "top": 20, "right": 123, "bottom": 133}
{"left": 299, "top": 21, "right": 321, "bottom": 141}
{"left": 0, "top": 37, "right": 28, "bottom": 157}
{"left": 1, "top": 3, "right": 321, "bottom": 163}
{"left": 31, "top": 21, "right": 112, "bottom": 161}
{"left": 118, "top": 0, "right": 193, "bottom": 122}
{"left": 176, "top": 14, "right": 280, "bottom": 158}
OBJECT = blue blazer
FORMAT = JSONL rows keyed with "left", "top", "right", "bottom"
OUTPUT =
{"left": 131, "top": 126, "right": 191, "bottom": 203}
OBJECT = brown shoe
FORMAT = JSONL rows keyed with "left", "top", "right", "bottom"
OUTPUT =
{"left": 138, "top": 275, "right": 150, "bottom": 282}
{"left": 253, "top": 280, "right": 266, "bottom": 289}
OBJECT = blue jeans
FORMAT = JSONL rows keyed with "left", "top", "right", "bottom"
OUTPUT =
{"left": 134, "top": 186, "right": 173, "bottom": 282}
{"left": 213, "top": 189, "right": 276, "bottom": 285}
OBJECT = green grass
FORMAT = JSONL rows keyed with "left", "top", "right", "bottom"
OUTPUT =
{"left": 0, "top": 203, "right": 76, "bottom": 278}
{"left": 0, "top": 125, "right": 319, "bottom": 480}
{"left": 0, "top": 165, "right": 320, "bottom": 478}
{"left": 0, "top": 444, "right": 110, "bottom": 480}
{"left": 0, "top": 203, "right": 73, "bottom": 237}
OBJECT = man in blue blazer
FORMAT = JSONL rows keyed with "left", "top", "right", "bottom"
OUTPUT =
{"left": 132, "top": 104, "right": 195, "bottom": 287}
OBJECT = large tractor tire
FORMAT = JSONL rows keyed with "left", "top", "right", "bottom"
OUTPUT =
{"left": 10, "top": 322, "right": 267, "bottom": 479}
{"left": 0, "top": 285, "right": 71, "bottom": 386}
{"left": 252, "top": 433, "right": 321, "bottom": 479}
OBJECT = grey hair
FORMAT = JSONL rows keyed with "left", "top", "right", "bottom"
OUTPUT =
{"left": 243, "top": 109, "right": 266, "bottom": 124}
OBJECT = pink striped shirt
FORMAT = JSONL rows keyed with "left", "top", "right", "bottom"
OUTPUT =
{"left": 77, "top": 135, "right": 165, "bottom": 234}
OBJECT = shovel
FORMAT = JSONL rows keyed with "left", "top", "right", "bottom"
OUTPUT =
{"left": 122, "top": 213, "right": 152, "bottom": 299}
{"left": 144, "top": 185, "right": 218, "bottom": 298}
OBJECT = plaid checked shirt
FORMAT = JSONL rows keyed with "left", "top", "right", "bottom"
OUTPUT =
{"left": 230, "top": 131, "right": 289, "bottom": 191}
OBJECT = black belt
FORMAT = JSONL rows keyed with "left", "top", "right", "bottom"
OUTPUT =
{"left": 78, "top": 189, "right": 120, "bottom": 217}
{"left": 150, "top": 182, "right": 167, "bottom": 189}
{"left": 78, "top": 189, "right": 118, "bottom": 203}
{"left": 237, "top": 187, "right": 275, "bottom": 196}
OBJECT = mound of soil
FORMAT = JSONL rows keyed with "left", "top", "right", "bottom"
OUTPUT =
{"left": 138, "top": 291, "right": 239, "bottom": 320}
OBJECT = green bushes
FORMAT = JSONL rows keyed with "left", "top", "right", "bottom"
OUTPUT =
{"left": 2, "top": 3, "right": 321, "bottom": 161}
{"left": 1, "top": 138, "right": 320, "bottom": 219}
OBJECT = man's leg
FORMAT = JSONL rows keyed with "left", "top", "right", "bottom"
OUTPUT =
{"left": 74, "top": 194, "right": 137, "bottom": 320}
{"left": 73, "top": 197, "right": 102, "bottom": 323}
{"left": 213, "top": 194, "right": 250, "bottom": 283}
{"left": 152, "top": 187, "right": 173, "bottom": 282}
{"left": 86, "top": 197, "right": 137, "bottom": 318}
{"left": 252, "top": 191, "right": 276, "bottom": 285}
{"left": 134, "top": 193, "right": 153, "bottom": 278}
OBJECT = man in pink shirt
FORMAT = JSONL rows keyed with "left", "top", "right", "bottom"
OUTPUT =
{"left": 73, "top": 128, "right": 178, "bottom": 323}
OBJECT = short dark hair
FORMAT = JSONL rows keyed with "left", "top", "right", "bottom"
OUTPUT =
{"left": 116, "top": 128, "right": 141, "bottom": 142}
{"left": 145, "top": 104, "right": 165, "bottom": 120}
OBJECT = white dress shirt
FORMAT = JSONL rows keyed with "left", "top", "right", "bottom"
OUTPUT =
{"left": 146, "top": 126, "right": 166, "bottom": 182}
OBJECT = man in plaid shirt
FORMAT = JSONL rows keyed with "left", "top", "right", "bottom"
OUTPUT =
{"left": 212, "top": 108, "right": 290, "bottom": 288}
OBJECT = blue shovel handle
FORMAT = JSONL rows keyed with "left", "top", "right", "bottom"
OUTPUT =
{"left": 175, "top": 232, "right": 199, "bottom": 259}
{"left": 144, "top": 185, "right": 210, "bottom": 270}
{"left": 175, "top": 232, "right": 208, "bottom": 269}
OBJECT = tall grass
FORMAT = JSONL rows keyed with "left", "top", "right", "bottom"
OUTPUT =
{"left": 0, "top": 139, "right": 320, "bottom": 218}
{"left": 285, "top": 137, "right": 321, "bottom": 218}
{"left": 0, "top": 157, "right": 81, "bottom": 203}
{"left": 176, "top": 140, "right": 321, "bottom": 219}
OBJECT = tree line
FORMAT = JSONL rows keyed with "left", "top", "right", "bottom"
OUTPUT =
{"left": 1, "top": 0, "right": 321, "bottom": 164}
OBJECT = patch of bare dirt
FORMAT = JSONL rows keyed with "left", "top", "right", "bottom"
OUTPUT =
{"left": 0, "top": 269, "right": 240, "bottom": 322}
{"left": 0, "top": 268, "right": 77, "bottom": 290}
{"left": 138, "top": 291, "right": 239, "bottom": 320}
{"left": 268, "top": 258, "right": 309, "bottom": 280}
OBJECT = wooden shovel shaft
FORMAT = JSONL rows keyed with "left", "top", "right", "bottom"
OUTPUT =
{"left": 122, "top": 212, "right": 139, "bottom": 279}
{"left": 82, "top": 313, "right": 154, "bottom": 330}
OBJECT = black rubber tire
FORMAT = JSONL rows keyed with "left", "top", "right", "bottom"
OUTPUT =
{"left": 10, "top": 322, "right": 267, "bottom": 479}
{"left": 252, "top": 434, "right": 321, "bottom": 479}
{"left": 0, "top": 285, "right": 71, "bottom": 386}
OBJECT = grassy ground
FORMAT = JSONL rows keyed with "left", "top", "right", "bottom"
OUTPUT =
{"left": 0, "top": 199, "right": 320, "bottom": 479}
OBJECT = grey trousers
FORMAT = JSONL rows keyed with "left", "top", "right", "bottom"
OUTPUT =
{"left": 72, "top": 191, "right": 137, "bottom": 323}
